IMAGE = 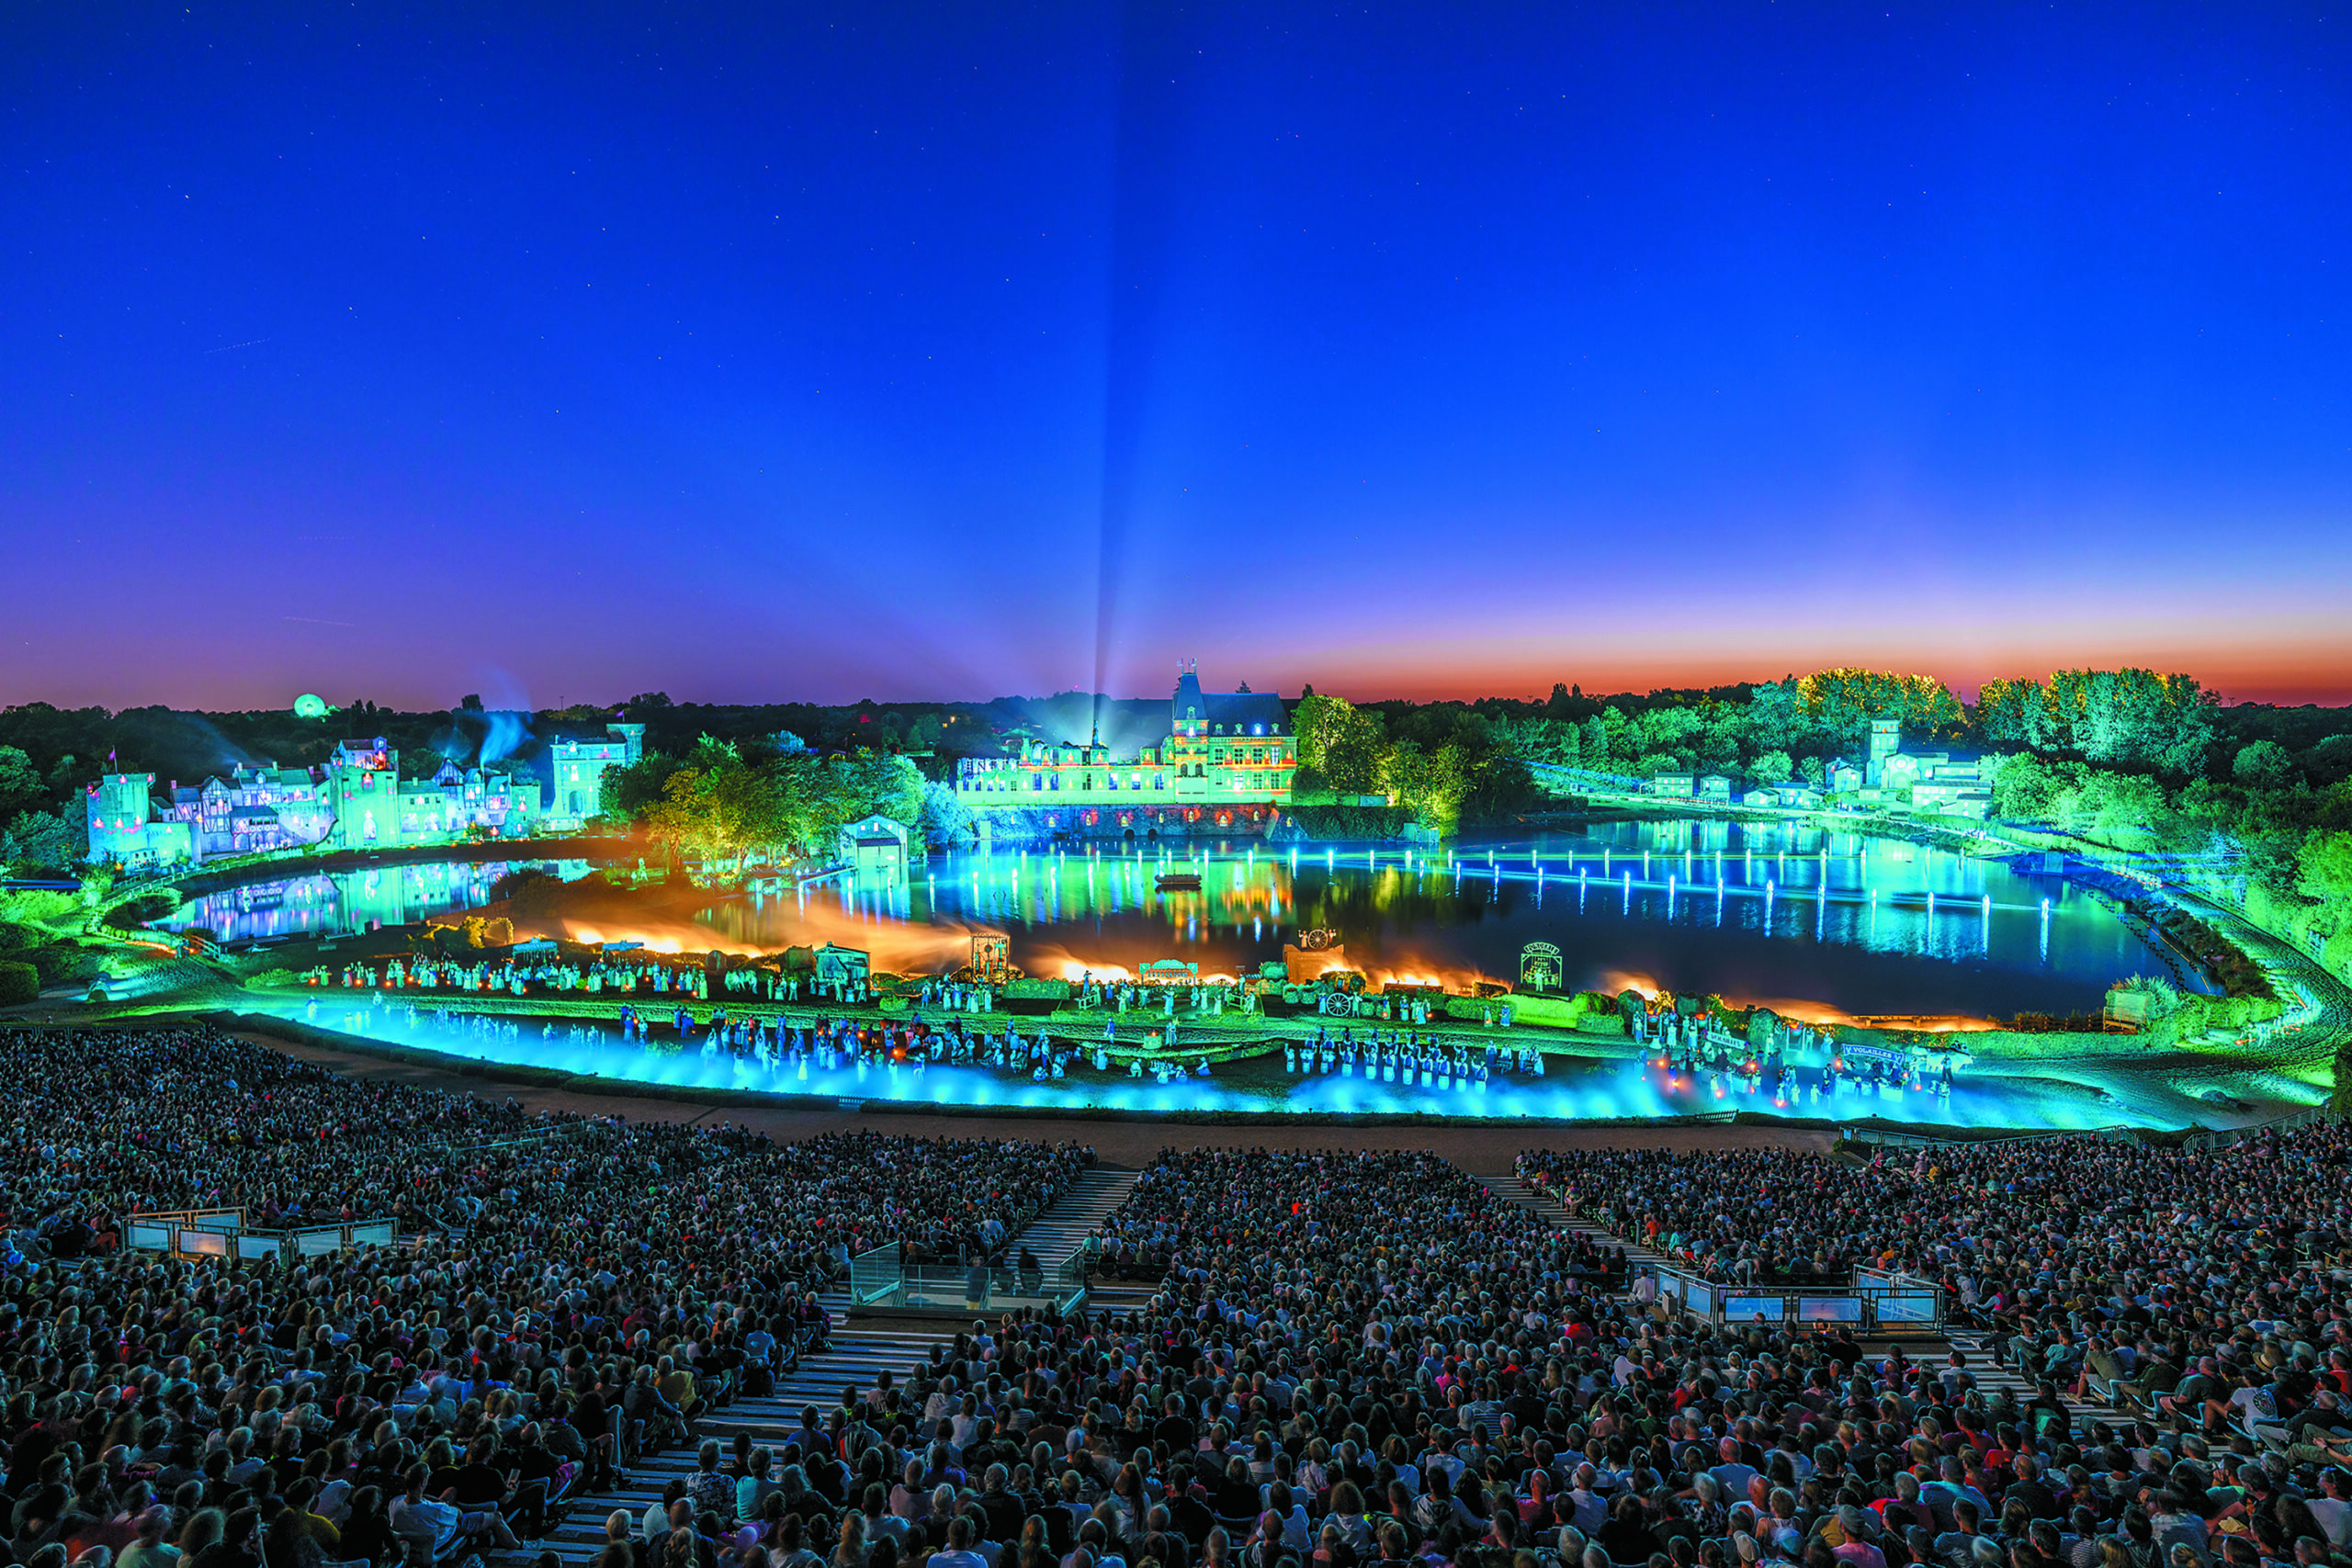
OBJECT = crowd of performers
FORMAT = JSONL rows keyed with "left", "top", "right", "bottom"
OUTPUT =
{"left": 1279, "top": 1023, "right": 1545, "bottom": 1085}
{"left": 1639, "top": 1001, "right": 1961, "bottom": 1109}
{"left": 296, "top": 949, "right": 1961, "bottom": 1106}
{"left": 304, "top": 984, "right": 1567, "bottom": 1093}
{"left": 314, "top": 953, "right": 875, "bottom": 1002}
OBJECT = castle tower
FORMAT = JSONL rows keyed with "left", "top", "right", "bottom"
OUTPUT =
{"left": 86, "top": 773, "right": 156, "bottom": 859}
{"left": 1864, "top": 719, "right": 1902, "bottom": 787}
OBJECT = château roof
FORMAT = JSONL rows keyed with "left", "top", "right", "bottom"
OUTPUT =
{"left": 1172, "top": 671, "right": 1286, "bottom": 735}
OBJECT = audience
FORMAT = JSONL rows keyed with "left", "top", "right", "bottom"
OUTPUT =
{"left": 3, "top": 1021, "right": 2346, "bottom": 1568}
{"left": 0, "top": 1024, "right": 1091, "bottom": 1568}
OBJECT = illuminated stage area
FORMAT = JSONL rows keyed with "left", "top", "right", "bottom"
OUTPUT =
{"left": 183, "top": 818, "right": 2335, "bottom": 1134}
{"left": 187, "top": 820, "right": 2206, "bottom": 1015}
{"left": 257, "top": 990, "right": 2163, "bottom": 1131}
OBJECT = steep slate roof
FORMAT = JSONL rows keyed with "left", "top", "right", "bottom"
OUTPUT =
{"left": 1171, "top": 671, "right": 1286, "bottom": 734}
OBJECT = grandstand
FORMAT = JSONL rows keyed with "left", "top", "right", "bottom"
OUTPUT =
{"left": 0, "top": 1022, "right": 2345, "bottom": 1568}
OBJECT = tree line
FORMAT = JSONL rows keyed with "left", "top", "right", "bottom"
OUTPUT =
{"left": 596, "top": 736, "right": 947, "bottom": 868}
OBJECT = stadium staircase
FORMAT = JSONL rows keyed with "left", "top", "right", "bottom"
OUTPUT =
{"left": 513, "top": 1308, "right": 944, "bottom": 1566}
{"left": 1464, "top": 1168, "right": 1673, "bottom": 1278}
{"left": 1015, "top": 1164, "right": 1138, "bottom": 1272}
{"left": 1937, "top": 1329, "right": 2063, "bottom": 1416}
{"left": 1024, "top": 1165, "right": 1155, "bottom": 1315}
{"left": 508, "top": 1167, "right": 1146, "bottom": 1567}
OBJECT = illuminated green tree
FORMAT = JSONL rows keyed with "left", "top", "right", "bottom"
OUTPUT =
{"left": 2300, "top": 831, "right": 2352, "bottom": 910}
{"left": 2233, "top": 740, "right": 2295, "bottom": 790}
{"left": 1, "top": 810, "right": 86, "bottom": 875}
{"left": 0, "top": 748, "right": 42, "bottom": 821}
{"left": 643, "top": 750, "right": 812, "bottom": 869}
{"left": 1980, "top": 670, "right": 2216, "bottom": 773}
{"left": 1378, "top": 741, "right": 1470, "bottom": 829}
{"left": 1489, "top": 716, "right": 1581, "bottom": 768}
{"left": 598, "top": 751, "right": 682, "bottom": 820}
{"left": 1984, "top": 753, "right": 2084, "bottom": 823}
{"left": 831, "top": 749, "right": 925, "bottom": 827}
{"left": 1784, "top": 669, "right": 1965, "bottom": 750}
{"left": 918, "top": 780, "right": 974, "bottom": 846}
{"left": 1295, "top": 694, "right": 1386, "bottom": 795}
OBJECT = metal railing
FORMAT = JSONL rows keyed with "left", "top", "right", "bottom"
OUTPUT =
{"left": 1845, "top": 1123, "right": 2140, "bottom": 1151}
{"left": 127, "top": 1208, "right": 407, "bottom": 1264}
{"left": 1645, "top": 1261, "right": 1943, "bottom": 1335}
{"left": 847, "top": 1240, "right": 1089, "bottom": 1316}
{"left": 2179, "top": 1104, "right": 2337, "bottom": 1151}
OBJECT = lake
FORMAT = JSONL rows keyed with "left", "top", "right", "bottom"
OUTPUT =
{"left": 707, "top": 818, "right": 2206, "bottom": 1022}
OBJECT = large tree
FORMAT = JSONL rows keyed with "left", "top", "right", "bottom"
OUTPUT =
{"left": 1777, "top": 669, "right": 1965, "bottom": 753}
{"left": 1377, "top": 741, "right": 1470, "bottom": 829}
{"left": 2301, "top": 830, "right": 2352, "bottom": 913}
{"left": 830, "top": 749, "right": 925, "bottom": 828}
{"left": 1978, "top": 669, "right": 2217, "bottom": 773}
{"left": 1294, "top": 693, "right": 1387, "bottom": 795}
{"left": 0, "top": 748, "right": 43, "bottom": 822}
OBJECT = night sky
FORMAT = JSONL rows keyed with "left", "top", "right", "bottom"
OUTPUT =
{"left": 6, "top": 3, "right": 2349, "bottom": 710}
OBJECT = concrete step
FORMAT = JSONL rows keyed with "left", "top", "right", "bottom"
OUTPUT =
{"left": 492, "top": 1325, "right": 959, "bottom": 1568}
{"left": 1464, "top": 1168, "right": 1666, "bottom": 1280}
{"left": 1939, "top": 1330, "right": 2071, "bottom": 1414}
{"left": 1010, "top": 1166, "right": 1140, "bottom": 1269}
{"left": 1080, "top": 1281, "right": 1159, "bottom": 1317}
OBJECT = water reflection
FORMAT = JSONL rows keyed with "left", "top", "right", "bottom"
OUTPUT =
{"left": 167, "top": 817, "right": 2205, "bottom": 1021}
{"left": 710, "top": 820, "right": 2205, "bottom": 1020}
{"left": 164, "top": 860, "right": 593, "bottom": 945}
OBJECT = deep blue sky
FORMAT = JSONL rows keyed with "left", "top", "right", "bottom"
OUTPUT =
{"left": 5, "top": 2, "right": 2349, "bottom": 710}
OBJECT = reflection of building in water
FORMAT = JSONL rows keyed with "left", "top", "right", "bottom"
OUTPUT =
{"left": 167, "top": 859, "right": 582, "bottom": 944}
{"left": 953, "top": 665, "right": 1295, "bottom": 836}
{"left": 89, "top": 739, "right": 541, "bottom": 867}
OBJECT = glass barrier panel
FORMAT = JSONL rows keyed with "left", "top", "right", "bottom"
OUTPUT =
{"left": 1798, "top": 1296, "right": 1864, "bottom": 1322}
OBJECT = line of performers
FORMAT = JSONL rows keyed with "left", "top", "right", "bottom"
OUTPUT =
{"left": 1657, "top": 1039, "right": 1958, "bottom": 1109}
{"left": 603, "top": 1003, "right": 1179, "bottom": 1085}
{"left": 1283, "top": 1026, "right": 1546, "bottom": 1086}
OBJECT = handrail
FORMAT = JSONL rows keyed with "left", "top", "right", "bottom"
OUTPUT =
{"left": 1647, "top": 1259, "right": 1942, "bottom": 1334}
{"left": 128, "top": 1209, "right": 407, "bottom": 1263}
